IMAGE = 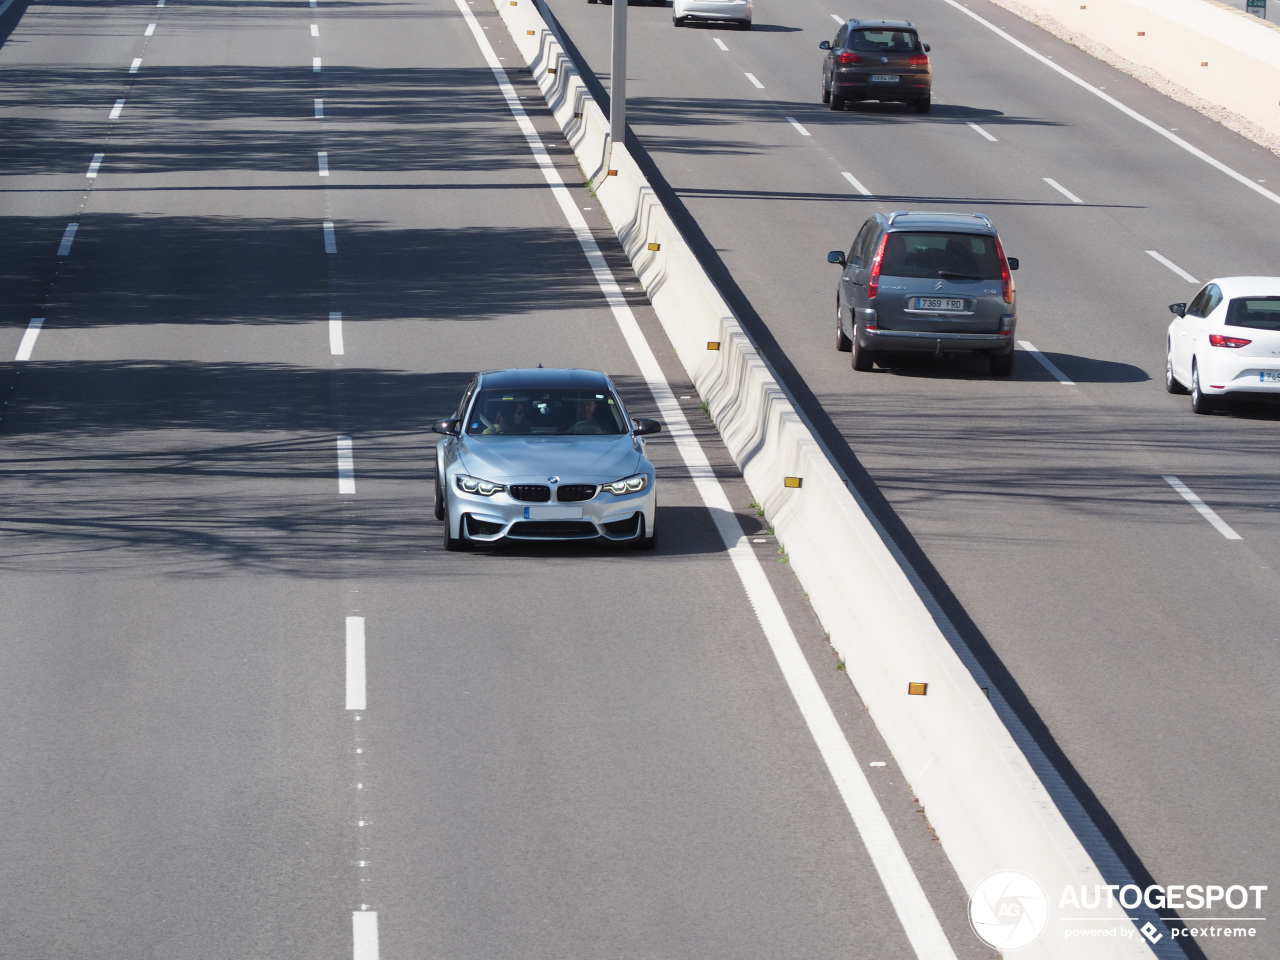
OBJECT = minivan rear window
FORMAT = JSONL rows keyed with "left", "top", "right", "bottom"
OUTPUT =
{"left": 881, "top": 232, "right": 1002, "bottom": 280}
{"left": 849, "top": 29, "right": 920, "bottom": 53}
{"left": 1225, "top": 297, "right": 1280, "bottom": 330}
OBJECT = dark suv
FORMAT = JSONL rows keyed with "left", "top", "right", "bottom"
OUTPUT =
{"left": 820, "top": 19, "right": 932, "bottom": 113}
{"left": 827, "top": 212, "right": 1020, "bottom": 374}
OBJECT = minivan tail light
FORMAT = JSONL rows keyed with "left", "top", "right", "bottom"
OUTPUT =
{"left": 835, "top": 51, "right": 861, "bottom": 64}
{"left": 1209, "top": 333, "right": 1252, "bottom": 348}
{"left": 994, "top": 236, "right": 1013, "bottom": 304}
{"left": 867, "top": 234, "right": 889, "bottom": 299}
{"left": 908, "top": 53, "right": 929, "bottom": 66}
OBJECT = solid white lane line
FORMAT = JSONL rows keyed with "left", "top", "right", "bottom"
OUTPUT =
{"left": 56, "top": 222, "right": 78, "bottom": 257}
{"left": 841, "top": 170, "right": 872, "bottom": 196}
{"left": 712, "top": 37, "right": 728, "bottom": 51}
{"left": 1017, "top": 340, "right": 1074, "bottom": 385}
{"left": 329, "top": 311, "right": 344, "bottom": 355}
{"left": 109, "top": 98, "right": 125, "bottom": 120}
{"left": 336, "top": 436, "right": 355, "bottom": 494}
{"left": 1043, "top": 177, "right": 1082, "bottom": 203}
{"left": 314, "top": 98, "right": 324, "bottom": 118}
{"left": 345, "top": 616, "right": 366, "bottom": 710}
{"left": 1163, "top": 476, "right": 1242, "bottom": 540}
{"left": 745, "top": 72, "right": 764, "bottom": 89}
{"left": 86, "top": 153, "right": 104, "bottom": 178}
{"left": 456, "top": 4, "right": 957, "bottom": 956}
{"left": 352, "top": 912, "right": 378, "bottom": 960}
{"left": 318, "top": 151, "right": 329, "bottom": 176}
{"left": 15, "top": 318, "right": 43, "bottom": 362}
{"left": 940, "top": 0, "right": 1280, "bottom": 209}
{"left": 785, "top": 116, "right": 811, "bottom": 137}
{"left": 313, "top": 56, "right": 322, "bottom": 72}
{"left": 310, "top": 22, "right": 319, "bottom": 36}
{"left": 966, "top": 121, "right": 997, "bottom": 141}
{"left": 129, "top": 57, "right": 142, "bottom": 73}
{"left": 831, "top": 12, "right": 843, "bottom": 22}
{"left": 323, "top": 221, "right": 337, "bottom": 253}
{"left": 1146, "top": 250, "right": 1198, "bottom": 284}
{"left": 144, "top": 22, "right": 156, "bottom": 35}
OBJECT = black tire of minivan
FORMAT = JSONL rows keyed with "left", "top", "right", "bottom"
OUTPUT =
{"left": 851, "top": 336, "right": 875, "bottom": 371}
{"left": 990, "top": 350, "right": 1014, "bottom": 376}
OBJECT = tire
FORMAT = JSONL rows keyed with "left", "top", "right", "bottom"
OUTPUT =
{"left": 912, "top": 96, "right": 931, "bottom": 114}
{"left": 830, "top": 93, "right": 845, "bottom": 111}
{"left": 821, "top": 79, "right": 831, "bottom": 104}
{"left": 442, "top": 495, "right": 467, "bottom": 551}
{"left": 739, "top": 18, "right": 751, "bottom": 28}
{"left": 673, "top": 15, "right": 686, "bottom": 25}
{"left": 851, "top": 334, "right": 875, "bottom": 371}
{"left": 632, "top": 511, "right": 657, "bottom": 550}
{"left": 1190, "top": 361, "right": 1216, "bottom": 415}
{"left": 989, "top": 350, "right": 1014, "bottom": 376}
{"left": 1165, "top": 344, "right": 1188, "bottom": 394}
{"left": 835, "top": 301, "right": 852, "bottom": 351}
{"left": 433, "top": 474, "right": 444, "bottom": 520}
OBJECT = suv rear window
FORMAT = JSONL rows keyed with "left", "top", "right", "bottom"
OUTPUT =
{"left": 881, "top": 232, "right": 1002, "bottom": 280}
{"left": 849, "top": 29, "right": 919, "bottom": 53}
{"left": 1225, "top": 297, "right": 1280, "bottom": 330}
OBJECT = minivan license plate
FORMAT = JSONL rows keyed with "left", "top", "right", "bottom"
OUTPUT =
{"left": 916, "top": 297, "right": 965, "bottom": 311}
{"left": 869, "top": 75, "right": 899, "bottom": 83}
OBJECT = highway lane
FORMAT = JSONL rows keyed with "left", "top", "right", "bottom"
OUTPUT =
{"left": 0, "top": 0, "right": 994, "bottom": 956}
{"left": 536, "top": 0, "right": 1280, "bottom": 954}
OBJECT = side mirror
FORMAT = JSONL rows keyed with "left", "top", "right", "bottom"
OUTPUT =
{"left": 819, "top": 40, "right": 831, "bottom": 50}
{"left": 1007, "top": 257, "right": 1019, "bottom": 271}
{"left": 432, "top": 418, "right": 461, "bottom": 436}
{"left": 1169, "top": 303, "right": 1187, "bottom": 317}
{"left": 632, "top": 418, "right": 662, "bottom": 436}
{"left": 923, "top": 42, "right": 931, "bottom": 52}
{"left": 827, "top": 250, "right": 846, "bottom": 266}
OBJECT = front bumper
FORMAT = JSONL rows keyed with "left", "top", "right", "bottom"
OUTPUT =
{"left": 446, "top": 483, "right": 656, "bottom": 543}
{"left": 859, "top": 327, "right": 1015, "bottom": 355}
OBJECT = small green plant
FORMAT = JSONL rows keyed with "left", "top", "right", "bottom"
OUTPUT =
{"left": 748, "top": 499, "right": 765, "bottom": 518}
{"left": 776, "top": 543, "right": 789, "bottom": 564}
{"left": 700, "top": 401, "right": 711, "bottom": 420}
{"left": 835, "top": 658, "right": 846, "bottom": 672}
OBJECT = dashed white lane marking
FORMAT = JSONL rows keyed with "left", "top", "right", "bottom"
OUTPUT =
{"left": 1043, "top": 177, "right": 1082, "bottom": 203}
{"left": 129, "top": 57, "right": 142, "bottom": 73}
{"left": 940, "top": 0, "right": 1280, "bottom": 209}
{"left": 841, "top": 170, "right": 871, "bottom": 196}
{"left": 314, "top": 98, "right": 324, "bottom": 118}
{"left": 785, "top": 116, "right": 811, "bottom": 137}
{"left": 56, "top": 222, "right": 78, "bottom": 256}
{"left": 311, "top": 22, "right": 319, "bottom": 36}
{"left": 156, "top": 0, "right": 164, "bottom": 7}
{"left": 86, "top": 153, "right": 104, "bottom": 178}
{"left": 313, "top": 56, "right": 322, "bottom": 72}
{"left": 870, "top": 761, "right": 887, "bottom": 767}
{"left": 745, "top": 72, "right": 764, "bottom": 89}
{"left": 831, "top": 12, "right": 843, "bottom": 22}
{"left": 346, "top": 616, "right": 367, "bottom": 710}
{"left": 310, "top": 0, "right": 317, "bottom": 6}
{"left": 110, "top": 98, "right": 125, "bottom": 119}
{"left": 14, "top": 318, "right": 43, "bottom": 362}
{"left": 318, "top": 151, "right": 330, "bottom": 176}
{"left": 712, "top": 37, "right": 728, "bottom": 51}
{"left": 966, "top": 121, "right": 997, "bottom": 141}
{"left": 323, "top": 221, "right": 337, "bottom": 253}
{"left": 1017, "top": 340, "right": 1074, "bottom": 385}
{"left": 456, "top": 2, "right": 958, "bottom": 956}
{"left": 352, "top": 911, "right": 378, "bottom": 960}
{"left": 144, "top": 22, "right": 156, "bottom": 35}
{"left": 336, "top": 436, "right": 355, "bottom": 494}
{"left": 329, "top": 311, "right": 344, "bottom": 355}
{"left": 1146, "top": 250, "right": 1198, "bottom": 284}
{"left": 1163, "top": 476, "right": 1242, "bottom": 540}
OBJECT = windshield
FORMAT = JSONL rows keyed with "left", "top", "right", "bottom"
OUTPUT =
{"left": 849, "top": 29, "right": 920, "bottom": 53}
{"left": 1225, "top": 297, "right": 1280, "bottom": 330}
{"left": 881, "top": 232, "right": 1002, "bottom": 280}
{"left": 466, "top": 386, "right": 629, "bottom": 436}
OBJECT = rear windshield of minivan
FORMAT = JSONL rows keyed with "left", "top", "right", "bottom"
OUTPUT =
{"left": 881, "top": 232, "right": 1002, "bottom": 280}
{"left": 1225, "top": 297, "right": 1280, "bottom": 330}
{"left": 849, "top": 29, "right": 920, "bottom": 53}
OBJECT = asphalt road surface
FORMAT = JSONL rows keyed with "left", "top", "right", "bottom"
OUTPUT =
{"left": 0, "top": 0, "right": 996, "bottom": 957}
{"left": 533, "top": 0, "right": 1280, "bottom": 956}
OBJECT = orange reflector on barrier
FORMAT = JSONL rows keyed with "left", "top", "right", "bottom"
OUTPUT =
{"left": 783, "top": 476, "right": 802, "bottom": 489}
{"left": 707, "top": 341, "right": 720, "bottom": 351}
{"left": 908, "top": 682, "right": 928, "bottom": 696}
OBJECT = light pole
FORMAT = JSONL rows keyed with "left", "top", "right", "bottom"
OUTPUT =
{"left": 609, "top": 0, "right": 627, "bottom": 164}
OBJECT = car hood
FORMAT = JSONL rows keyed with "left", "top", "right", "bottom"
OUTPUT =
{"left": 457, "top": 434, "right": 645, "bottom": 482}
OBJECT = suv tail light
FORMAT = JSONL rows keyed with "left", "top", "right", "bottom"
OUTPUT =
{"left": 994, "top": 236, "right": 1014, "bottom": 304}
{"left": 908, "top": 53, "right": 929, "bottom": 66}
{"left": 835, "top": 51, "right": 861, "bottom": 64}
{"left": 867, "top": 234, "right": 889, "bottom": 299}
{"left": 1209, "top": 334, "right": 1252, "bottom": 348}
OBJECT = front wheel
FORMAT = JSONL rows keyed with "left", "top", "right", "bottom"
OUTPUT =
{"left": 1165, "top": 345, "right": 1188, "bottom": 394}
{"left": 1190, "top": 361, "right": 1216, "bottom": 415}
{"left": 434, "top": 475, "right": 444, "bottom": 520}
{"left": 836, "top": 302, "right": 852, "bottom": 351}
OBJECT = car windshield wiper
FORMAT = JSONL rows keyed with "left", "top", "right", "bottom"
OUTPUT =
{"left": 936, "top": 270, "right": 983, "bottom": 280}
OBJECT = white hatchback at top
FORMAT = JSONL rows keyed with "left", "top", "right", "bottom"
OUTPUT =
{"left": 673, "top": 0, "right": 752, "bottom": 29}
{"left": 1166, "top": 276, "right": 1280, "bottom": 414}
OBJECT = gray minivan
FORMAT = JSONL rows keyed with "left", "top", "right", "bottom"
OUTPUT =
{"left": 828, "top": 211, "right": 1019, "bottom": 374}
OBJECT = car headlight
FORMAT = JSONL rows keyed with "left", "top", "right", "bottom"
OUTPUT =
{"left": 602, "top": 474, "right": 648, "bottom": 496}
{"left": 456, "top": 475, "right": 506, "bottom": 496}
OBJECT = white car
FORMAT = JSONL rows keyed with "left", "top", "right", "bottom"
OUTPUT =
{"left": 673, "top": 0, "right": 752, "bottom": 29}
{"left": 1166, "top": 276, "right": 1280, "bottom": 414}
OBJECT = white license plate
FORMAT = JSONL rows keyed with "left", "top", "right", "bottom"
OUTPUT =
{"left": 869, "top": 75, "right": 899, "bottom": 83}
{"left": 916, "top": 297, "right": 965, "bottom": 311}
{"left": 523, "top": 505, "right": 583, "bottom": 520}
{"left": 1261, "top": 371, "right": 1280, "bottom": 383}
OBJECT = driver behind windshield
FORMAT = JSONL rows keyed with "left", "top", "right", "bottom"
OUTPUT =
{"left": 467, "top": 387, "right": 629, "bottom": 435}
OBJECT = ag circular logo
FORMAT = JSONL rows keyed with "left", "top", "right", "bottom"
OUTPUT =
{"left": 969, "top": 870, "right": 1049, "bottom": 951}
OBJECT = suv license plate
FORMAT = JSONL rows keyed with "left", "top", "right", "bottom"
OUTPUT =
{"left": 1261, "top": 371, "right": 1280, "bottom": 382}
{"left": 916, "top": 297, "right": 965, "bottom": 311}
{"left": 869, "top": 75, "right": 899, "bottom": 83}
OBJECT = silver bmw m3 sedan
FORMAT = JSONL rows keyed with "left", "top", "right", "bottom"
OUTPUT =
{"left": 432, "top": 368, "right": 662, "bottom": 551}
